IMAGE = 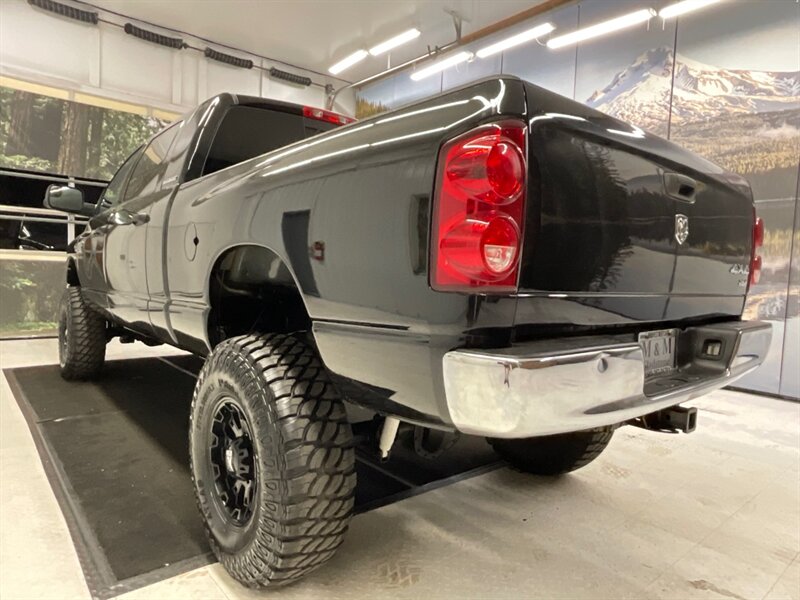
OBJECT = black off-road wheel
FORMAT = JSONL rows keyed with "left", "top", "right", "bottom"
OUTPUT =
{"left": 489, "top": 426, "right": 614, "bottom": 476}
{"left": 190, "top": 333, "right": 355, "bottom": 588}
{"left": 58, "top": 286, "right": 106, "bottom": 380}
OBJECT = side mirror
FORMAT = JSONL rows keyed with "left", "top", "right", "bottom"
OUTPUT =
{"left": 44, "top": 185, "right": 85, "bottom": 214}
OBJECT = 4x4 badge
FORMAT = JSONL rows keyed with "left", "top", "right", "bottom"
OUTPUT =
{"left": 675, "top": 214, "right": 689, "bottom": 245}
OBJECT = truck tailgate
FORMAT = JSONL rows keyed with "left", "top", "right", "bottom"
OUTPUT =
{"left": 515, "top": 84, "right": 753, "bottom": 326}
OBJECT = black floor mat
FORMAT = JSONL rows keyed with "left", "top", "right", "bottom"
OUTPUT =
{"left": 5, "top": 355, "right": 501, "bottom": 599}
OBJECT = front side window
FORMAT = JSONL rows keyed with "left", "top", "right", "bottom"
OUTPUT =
{"left": 96, "top": 148, "right": 142, "bottom": 213}
{"left": 123, "top": 124, "right": 180, "bottom": 201}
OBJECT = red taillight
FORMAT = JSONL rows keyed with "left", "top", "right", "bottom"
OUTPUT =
{"left": 750, "top": 215, "right": 764, "bottom": 286}
{"left": 431, "top": 121, "right": 527, "bottom": 292}
{"left": 753, "top": 216, "right": 764, "bottom": 249}
{"left": 302, "top": 105, "right": 356, "bottom": 126}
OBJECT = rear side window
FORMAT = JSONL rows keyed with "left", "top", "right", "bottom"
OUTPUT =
{"left": 124, "top": 124, "right": 180, "bottom": 200}
{"left": 201, "top": 106, "right": 332, "bottom": 177}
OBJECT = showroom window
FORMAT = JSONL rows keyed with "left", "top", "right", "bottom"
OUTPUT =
{"left": 201, "top": 106, "right": 310, "bottom": 177}
{"left": 123, "top": 123, "right": 180, "bottom": 200}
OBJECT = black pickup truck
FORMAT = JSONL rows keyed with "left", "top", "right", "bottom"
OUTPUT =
{"left": 46, "top": 76, "right": 771, "bottom": 587}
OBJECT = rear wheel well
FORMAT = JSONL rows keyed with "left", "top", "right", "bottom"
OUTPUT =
{"left": 207, "top": 245, "right": 311, "bottom": 348}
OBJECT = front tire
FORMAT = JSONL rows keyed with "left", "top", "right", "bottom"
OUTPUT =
{"left": 58, "top": 286, "right": 106, "bottom": 380}
{"left": 489, "top": 426, "right": 614, "bottom": 476}
{"left": 190, "top": 333, "right": 355, "bottom": 588}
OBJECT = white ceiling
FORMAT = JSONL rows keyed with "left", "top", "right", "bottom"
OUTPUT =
{"left": 85, "top": 0, "right": 550, "bottom": 84}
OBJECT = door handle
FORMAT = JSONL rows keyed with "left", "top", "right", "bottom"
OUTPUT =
{"left": 110, "top": 209, "right": 149, "bottom": 226}
{"left": 663, "top": 172, "right": 698, "bottom": 202}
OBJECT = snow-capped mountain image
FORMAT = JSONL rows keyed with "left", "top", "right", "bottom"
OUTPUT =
{"left": 586, "top": 46, "right": 800, "bottom": 133}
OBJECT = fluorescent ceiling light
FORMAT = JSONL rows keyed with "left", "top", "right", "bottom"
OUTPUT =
{"left": 476, "top": 22, "right": 555, "bottom": 58}
{"left": 410, "top": 51, "right": 473, "bottom": 81}
{"left": 369, "top": 28, "right": 421, "bottom": 56}
{"left": 659, "top": 0, "right": 722, "bottom": 19}
{"left": 547, "top": 8, "right": 656, "bottom": 49}
{"left": 328, "top": 49, "right": 368, "bottom": 74}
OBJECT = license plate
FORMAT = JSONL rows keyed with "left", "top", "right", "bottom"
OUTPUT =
{"left": 639, "top": 329, "right": 678, "bottom": 378}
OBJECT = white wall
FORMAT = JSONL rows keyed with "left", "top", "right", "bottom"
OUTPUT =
{"left": 0, "top": 0, "right": 355, "bottom": 116}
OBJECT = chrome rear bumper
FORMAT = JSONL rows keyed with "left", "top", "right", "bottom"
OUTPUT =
{"left": 442, "top": 321, "right": 771, "bottom": 438}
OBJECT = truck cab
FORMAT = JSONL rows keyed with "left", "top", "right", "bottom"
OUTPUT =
{"left": 61, "top": 94, "right": 348, "bottom": 343}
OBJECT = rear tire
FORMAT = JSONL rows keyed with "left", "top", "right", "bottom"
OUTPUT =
{"left": 58, "top": 286, "right": 106, "bottom": 380}
{"left": 190, "top": 333, "right": 355, "bottom": 588}
{"left": 489, "top": 426, "right": 614, "bottom": 476}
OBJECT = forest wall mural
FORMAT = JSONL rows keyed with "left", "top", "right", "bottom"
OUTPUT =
{"left": 0, "top": 85, "right": 171, "bottom": 338}
{"left": 355, "top": 0, "right": 799, "bottom": 397}
{"left": 0, "top": 86, "right": 169, "bottom": 180}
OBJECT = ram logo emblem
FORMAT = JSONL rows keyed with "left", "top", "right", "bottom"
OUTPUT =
{"left": 675, "top": 214, "right": 689, "bottom": 245}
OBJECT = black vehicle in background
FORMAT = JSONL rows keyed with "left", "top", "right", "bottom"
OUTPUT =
{"left": 46, "top": 78, "right": 771, "bottom": 587}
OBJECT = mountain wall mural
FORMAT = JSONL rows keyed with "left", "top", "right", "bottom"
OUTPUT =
{"left": 585, "top": 47, "right": 800, "bottom": 183}
{"left": 587, "top": 47, "right": 799, "bottom": 127}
